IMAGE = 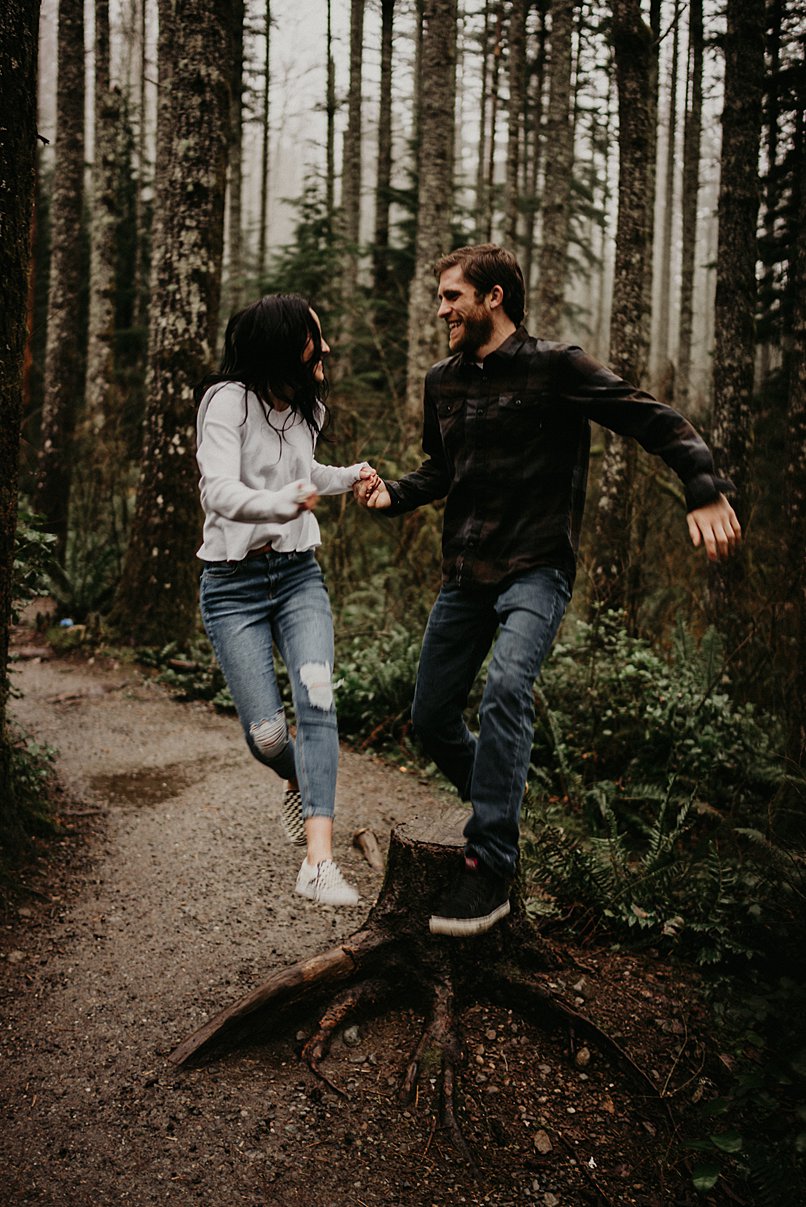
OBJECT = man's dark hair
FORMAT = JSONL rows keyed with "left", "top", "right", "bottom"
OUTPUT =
{"left": 434, "top": 243, "right": 526, "bottom": 326}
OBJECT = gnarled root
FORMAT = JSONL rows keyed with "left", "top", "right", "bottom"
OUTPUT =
{"left": 302, "top": 976, "right": 394, "bottom": 1096}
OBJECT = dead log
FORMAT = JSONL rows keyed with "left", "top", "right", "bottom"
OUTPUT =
{"left": 352, "top": 826, "right": 384, "bottom": 871}
{"left": 169, "top": 807, "right": 661, "bottom": 1152}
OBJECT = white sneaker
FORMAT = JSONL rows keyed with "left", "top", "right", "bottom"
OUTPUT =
{"left": 295, "top": 858, "right": 360, "bottom": 907}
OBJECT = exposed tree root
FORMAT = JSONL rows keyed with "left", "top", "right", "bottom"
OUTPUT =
{"left": 170, "top": 810, "right": 666, "bottom": 1158}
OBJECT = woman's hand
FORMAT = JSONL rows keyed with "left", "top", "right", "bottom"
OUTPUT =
{"left": 354, "top": 466, "right": 391, "bottom": 509}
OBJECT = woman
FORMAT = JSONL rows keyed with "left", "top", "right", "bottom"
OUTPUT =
{"left": 195, "top": 293, "right": 376, "bottom": 906}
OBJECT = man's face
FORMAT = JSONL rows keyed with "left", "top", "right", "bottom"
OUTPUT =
{"left": 437, "top": 265, "right": 494, "bottom": 356}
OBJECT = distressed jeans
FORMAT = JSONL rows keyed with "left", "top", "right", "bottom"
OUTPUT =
{"left": 200, "top": 549, "right": 338, "bottom": 819}
{"left": 411, "top": 567, "right": 571, "bottom": 878}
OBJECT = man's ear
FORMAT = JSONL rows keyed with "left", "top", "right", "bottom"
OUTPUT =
{"left": 487, "top": 284, "right": 505, "bottom": 311}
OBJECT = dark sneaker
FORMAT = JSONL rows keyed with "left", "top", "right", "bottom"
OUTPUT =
{"left": 429, "top": 856, "right": 511, "bottom": 937}
{"left": 281, "top": 787, "right": 306, "bottom": 846}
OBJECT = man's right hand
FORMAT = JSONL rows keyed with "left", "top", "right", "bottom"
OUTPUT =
{"left": 353, "top": 475, "right": 392, "bottom": 509}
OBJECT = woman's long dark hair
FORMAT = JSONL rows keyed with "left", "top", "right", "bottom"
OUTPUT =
{"left": 194, "top": 293, "right": 330, "bottom": 439}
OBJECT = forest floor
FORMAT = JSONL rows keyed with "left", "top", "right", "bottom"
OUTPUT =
{"left": 2, "top": 614, "right": 734, "bottom": 1207}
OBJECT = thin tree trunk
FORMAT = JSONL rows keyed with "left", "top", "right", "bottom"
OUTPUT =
{"left": 504, "top": 0, "right": 528, "bottom": 248}
{"left": 522, "top": 7, "right": 548, "bottom": 306}
{"left": 108, "top": 0, "right": 234, "bottom": 647}
{"left": 759, "top": 0, "right": 783, "bottom": 385}
{"left": 87, "top": 0, "right": 122, "bottom": 439}
{"left": 475, "top": 0, "right": 492, "bottom": 239}
{"left": 405, "top": 0, "right": 457, "bottom": 424}
{"left": 35, "top": 0, "right": 85, "bottom": 563}
{"left": 653, "top": 2, "right": 680, "bottom": 392}
{"left": 591, "top": 0, "right": 655, "bottom": 619}
{"left": 785, "top": 106, "right": 806, "bottom": 766}
{"left": 708, "top": 0, "right": 765, "bottom": 624}
{"left": 340, "top": 0, "right": 365, "bottom": 376}
{"left": 484, "top": 4, "right": 504, "bottom": 243}
{"left": 226, "top": 0, "right": 245, "bottom": 314}
{"left": 372, "top": 0, "right": 395, "bottom": 295}
{"left": 133, "top": 0, "right": 151, "bottom": 333}
{"left": 0, "top": 0, "right": 42, "bottom": 797}
{"left": 677, "top": 0, "right": 703, "bottom": 409}
{"left": 535, "top": 0, "right": 575, "bottom": 339}
{"left": 325, "top": 0, "right": 335, "bottom": 231}
{"left": 258, "top": 1, "right": 271, "bottom": 282}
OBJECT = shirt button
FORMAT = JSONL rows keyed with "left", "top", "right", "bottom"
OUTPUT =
{"left": 513, "top": 398, "right": 522, "bottom": 407}
{"left": 477, "top": 407, "right": 485, "bottom": 416}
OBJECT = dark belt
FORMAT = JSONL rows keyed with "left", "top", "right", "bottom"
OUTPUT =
{"left": 245, "top": 541, "right": 274, "bottom": 559}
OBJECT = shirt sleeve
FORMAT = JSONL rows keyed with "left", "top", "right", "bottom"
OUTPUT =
{"left": 310, "top": 460, "right": 369, "bottom": 495}
{"left": 555, "top": 346, "right": 735, "bottom": 511}
{"left": 382, "top": 372, "right": 452, "bottom": 514}
{"left": 197, "top": 387, "right": 310, "bottom": 523}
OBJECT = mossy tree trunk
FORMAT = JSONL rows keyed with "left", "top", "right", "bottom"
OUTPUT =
{"left": 0, "top": 0, "right": 41, "bottom": 810}
{"left": 107, "top": 0, "right": 235, "bottom": 648}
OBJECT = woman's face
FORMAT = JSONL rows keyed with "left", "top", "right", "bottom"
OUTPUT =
{"left": 303, "top": 309, "right": 330, "bottom": 383}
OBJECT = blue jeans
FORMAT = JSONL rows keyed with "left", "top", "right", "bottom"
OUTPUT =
{"left": 200, "top": 550, "right": 338, "bottom": 819}
{"left": 411, "top": 567, "right": 571, "bottom": 877}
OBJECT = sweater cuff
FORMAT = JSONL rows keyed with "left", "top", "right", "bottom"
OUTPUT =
{"left": 684, "top": 473, "right": 736, "bottom": 512}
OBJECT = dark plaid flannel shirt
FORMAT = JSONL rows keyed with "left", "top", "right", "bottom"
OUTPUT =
{"left": 384, "top": 326, "right": 734, "bottom": 588}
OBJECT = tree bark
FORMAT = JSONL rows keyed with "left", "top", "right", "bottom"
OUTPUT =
{"left": 405, "top": 0, "right": 457, "bottom": 426}
{"left": 257, "top": 1, "right": 271, "bottom": 282}
{"left": 339, "top": 0, "right": 365, "bottom": 376}
{"left": 503, "top": 0, "right": 528, "bottom": 249}
{"left": 107, "top": 0, "right": 234, "bottom": 647}
{"left": 676, "top": 0, "right": 703, "bottom": 409}
{"left": 35, "top": 0, "right": 85, "bottom": 563}
{"left": 372, "top": 0, "right": 395, "bottom": 296}
{"left": 535, "top": 0, "right": 575, "bottom": 339}
{"left": 652, "top": 2, "right": 680, "bottom": 391}
{"left": 325, "top": 0, "right": 336, "bottom": 231}
{"left": 521, "top": 7, "right": 548, "bottom": 306}
{"left": 225, "top": 0, "right": 245, "bottom": 314}
{"left": 0, "top": 0, "right": 42, "bottom": 803}
{"left": 590, "top": 0, "right": 656, "bottom": 619}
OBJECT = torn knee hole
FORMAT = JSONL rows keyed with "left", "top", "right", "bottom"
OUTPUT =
{"left": 250, "top": 713, "right": 289, "bottom": 759}
{"left": 299, "top": 661, "right": 334, "bottom": 711}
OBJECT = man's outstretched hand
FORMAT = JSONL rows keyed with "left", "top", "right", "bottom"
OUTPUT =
{"left": 353, "top": 470, "right": 392, "bottom": 509}
{"left": 687, "top": 494, "right": 742, "bottom": 561}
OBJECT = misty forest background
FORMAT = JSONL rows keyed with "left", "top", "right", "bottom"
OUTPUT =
{"left": 1, "top": 0, "right": 805, "bottom": 1196}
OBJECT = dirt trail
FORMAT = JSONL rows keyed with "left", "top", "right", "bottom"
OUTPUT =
{"left": 1, "top": 648, "right": 457, "bottom": 1206}
{"left": 2, "top": 645, "right": 708, "bottom": 1207}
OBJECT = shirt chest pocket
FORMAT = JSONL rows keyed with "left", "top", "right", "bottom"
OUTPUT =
{"left": 497, "top": 392, "right": 552, "bottom": 431}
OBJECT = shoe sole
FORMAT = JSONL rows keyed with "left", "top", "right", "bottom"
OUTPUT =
{"left": 294, "top": 885, "right": 359, "bottom": 907}
{"left": 428, "top": 899, "right": 510, "bottom": 937}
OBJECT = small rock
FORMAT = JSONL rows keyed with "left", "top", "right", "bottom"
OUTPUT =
{"left": 575, "top": 1046, "right": 591, "bottom": 1068}
{"left": 342, "top": 1026, "right": 361, "bottom": 1047}
{"left": 533, "top": 1129, "right": 552, "bottom": 1155}
{"left": 544, "top": 1194, "right": 560, "bottom": 1206}
{"left": 485, "top": 1028, "right": 497, "bottom": 1041}
{"left": 7, "top": 950, "right": 25, "bottom": 964}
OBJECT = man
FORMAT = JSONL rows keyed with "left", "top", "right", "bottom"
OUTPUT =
{"left": 354, "top": 243, "right": 741, "bottom": 939}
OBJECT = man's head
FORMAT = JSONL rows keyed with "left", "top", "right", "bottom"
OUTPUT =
{"left": 434, "top": 244, "right": 525, "bottom": 358}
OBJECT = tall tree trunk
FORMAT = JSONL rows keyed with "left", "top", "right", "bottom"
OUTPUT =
{"left": 475, "top": 0, "right": 492, "bottom": 240}
{"left": 225, "top": 0, "right": 245, "bottom": 314}
{"left": 0, "top": 0, "right": 42, "bottom": 804}
{"left": 108, "top": 0, "right": 234, "bottom": 647}
{"left": 325, "top": 0, "right": 336, "bottom": 231}
{"left": 504, "top": 0, "right": 528, "bottom": 248}
{"left": 87, "top": 0, "right": 122, "bottom": 440}
{"left": 35, "top": 0, "right": 85, "bottom": 563}
{"left": 372, "top": 0, "right": 395, "bottom": 296}
{"left": 521, "top": 7, "right": 548, "bottom": 305}
{"left": 535, "top": 0, "right": 575, "bottom": 338}
{"left": 133, "top": 0, "right": 151, "bottom": 334}
{"left": 653, "top": 2, "right": 680, "bottom": 392}
{"left": 786, "top": 106, "right": 806, "bottom": 766}
{"left": 758, "top": 0, "right": 783, "bottom": 386}
{"left": 405, "top": 0, "right": 457, "bottom": 425}
{"left": 257, "top": 1, "right": 271, "bottom": 282}
{"left": 483, "top": 4, "right": 504, "bottom": 243}
{"left": 676, "top": 0, "right": 703, "bottom": 409}
{"left": 708, "top": 0, "right": 765, "bottom": 624}
{"left": 340, "top": 0, "right": 365, "bottom": 376}
{"left": 591, "top": 0, "right": 655, "bottom": 620}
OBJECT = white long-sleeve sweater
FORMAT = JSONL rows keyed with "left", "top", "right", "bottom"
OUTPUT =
{"left": 196, "top": 381, "right": 366, "bottom": 563}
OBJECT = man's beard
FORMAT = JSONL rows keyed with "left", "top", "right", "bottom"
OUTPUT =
{"left": 455, "top": 308, "right": 494, "bottom": 356}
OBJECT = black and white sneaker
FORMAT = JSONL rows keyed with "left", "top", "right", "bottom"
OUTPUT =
{"left": 281, "top": 787, "right": 306, "bottom": 846}
{"left": 429, "top": 856, "right": 511, "bottom": 937}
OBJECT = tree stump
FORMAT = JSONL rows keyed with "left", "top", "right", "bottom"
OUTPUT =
{"left": 169, "top": 808, "right": 658, "bottom": 1153}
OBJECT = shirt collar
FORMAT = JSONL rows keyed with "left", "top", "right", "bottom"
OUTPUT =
{"left": 459, "top": 325, "right": 530, "bottom": 370}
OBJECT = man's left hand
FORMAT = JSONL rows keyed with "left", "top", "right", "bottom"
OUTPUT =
{"left": 687, "top": 494, "right": 742, "bottom": 561}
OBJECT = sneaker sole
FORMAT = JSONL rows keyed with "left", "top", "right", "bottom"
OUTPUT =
{"left": 428, "top": 899, "right": 511, "bottom": 937}
{"left": 294, "top": 884, "right": 359, "bottom": 907}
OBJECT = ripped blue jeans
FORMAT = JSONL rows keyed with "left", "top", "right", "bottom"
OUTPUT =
{"left": 200, "top": 549, "right": 338, "bottom": 819}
